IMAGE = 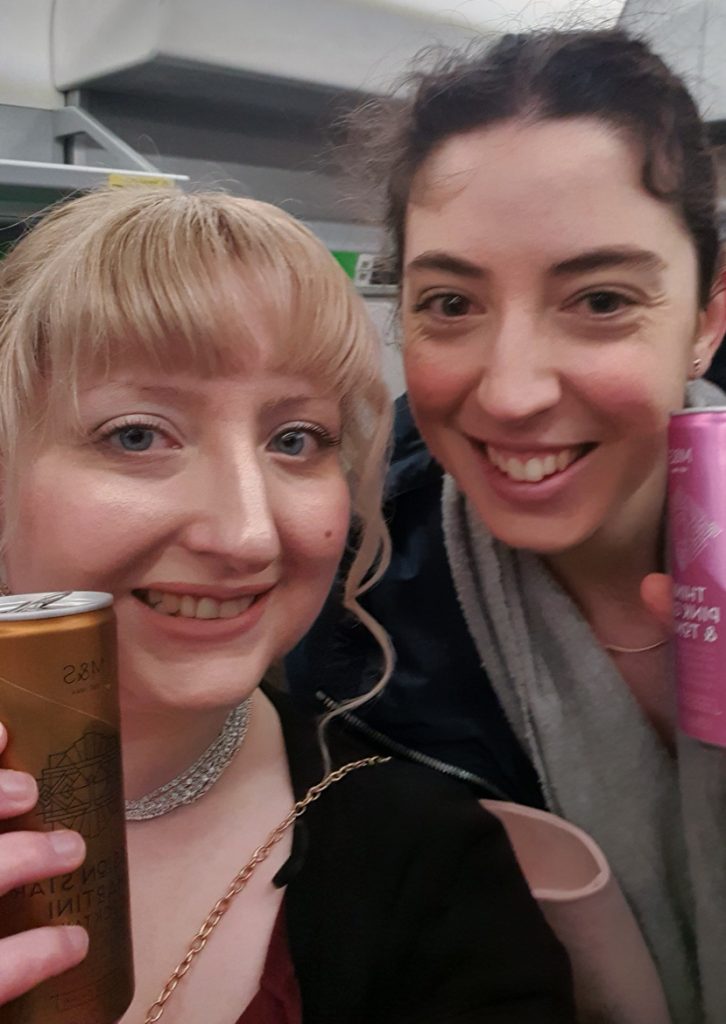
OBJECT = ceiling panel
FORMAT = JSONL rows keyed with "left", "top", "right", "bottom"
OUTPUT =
{"left": 356, "top": 0, "right": 626, "bottom": 31}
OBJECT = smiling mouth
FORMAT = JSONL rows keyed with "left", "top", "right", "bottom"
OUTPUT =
{"left": 133, "top": 589, "right": 260, "bottom": 620}
{"left": 484, "top": 443, "right": 596, "bottom": 482}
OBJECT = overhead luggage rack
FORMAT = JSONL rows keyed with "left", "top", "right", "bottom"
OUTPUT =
{"left": 0, "top": 104, "right": 188, "bottom": 227}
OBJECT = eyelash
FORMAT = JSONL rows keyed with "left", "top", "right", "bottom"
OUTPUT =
{"left": 411, "top": 289, "right": 639, "bottom": 319}
{"left": 412, "top": 292, "right": 473, "bottom": 317}
{"left": 94, "top": 416, "right": 174, "bottom": 450}
{"left": 571, "top": 290, "right": 638, "bottom": 316}
{"left": 274, "top": 422, "right": 342, "bottom": 450}
{"left": 95, "top": 418, "right": 341, "bottom": 453}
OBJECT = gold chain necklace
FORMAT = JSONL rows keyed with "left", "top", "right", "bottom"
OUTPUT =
{"left": 143, "top": 754, "right": 391, "bottom": 1023}
{"left": 602, "top": 638, "right": 669, "bottom": 654}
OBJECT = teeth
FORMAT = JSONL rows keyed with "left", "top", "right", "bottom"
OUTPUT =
{"left": 220, "top": 598, "right": 249, "bottom": 618}
{"left": 137, "top": 591, "right": 257, "bottom": 620}
{"left": 158, "top": 593, "right": 181, "bottom": 615}
{"left": 487, "top": 445, "right": 583, "bottom": 483}
{"left": 196, "top": 597, "right": 219, "bottom": 620}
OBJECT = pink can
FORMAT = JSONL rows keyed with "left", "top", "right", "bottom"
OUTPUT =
{"left": 668, "top": 408, "right": 726, "bottom": 746}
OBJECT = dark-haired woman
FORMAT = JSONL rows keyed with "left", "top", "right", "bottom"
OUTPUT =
{"left": 289, "top": 29, "right": 726, "bottom": 1024}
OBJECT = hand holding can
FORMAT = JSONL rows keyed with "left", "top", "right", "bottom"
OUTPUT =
{"left": 0, "top": 593, "right": 134, "bottom": 1024}
{"left": 668, "top": 410, "right": 726, "bottom": 747}
{"left": 0, "top": 721, "right": 89, "bottom": 1006}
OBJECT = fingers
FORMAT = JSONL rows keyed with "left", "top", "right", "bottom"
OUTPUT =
{"left": 0, "top": 722, "right": 39, "bottom": 821}
{"left": 0, "top": 925, "right": 89, "bottom": 1004}
{"left": 0, "top": 828, "right": 86, "bottom": 898}
{"left": 0, "top": 723, "right": 90, "bottom": 1004}
{"left": 0, "top": 769, "right": 38, "bottom": 821}
{"left": 641, "top": 572, "right": 674, "bottom": 630}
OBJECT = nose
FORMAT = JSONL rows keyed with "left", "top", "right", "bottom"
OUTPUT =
{"left": 181, "top": 450, "right": 281, "bottom": 574}
{"left": 472, "top": 310, "right": 562, "bottom": 424}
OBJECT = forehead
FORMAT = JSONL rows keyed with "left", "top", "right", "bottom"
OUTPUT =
{"left": 405, "top": 118, "right": 693, "bottom": 269}
{"left": 77, "top": 363, "right": 340, "bottom": 407}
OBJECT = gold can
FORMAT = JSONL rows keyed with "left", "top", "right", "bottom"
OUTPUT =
{"left": 0, "top": 592, "right": 134, "bottom": 1024}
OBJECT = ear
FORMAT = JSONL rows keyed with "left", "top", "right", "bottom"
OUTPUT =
{"left": 693, "top": 267, "right": 726, "bottom": 373}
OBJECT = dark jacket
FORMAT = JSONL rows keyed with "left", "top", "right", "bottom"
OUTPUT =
{"left": 286, "top": 395, "right": 544, "bottom": 807}
{"left": 708, "top": 337, "right": 726, "bottom": 392}
{"left": 270, "top": 687, "right": 576, "bottom": 1024}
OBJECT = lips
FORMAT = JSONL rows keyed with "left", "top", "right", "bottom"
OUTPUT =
{"left": 484, "top": 443, "right": 594, "bottom": 482}
{"left": 133, "top": 589, "right": 258, "bottom": 621}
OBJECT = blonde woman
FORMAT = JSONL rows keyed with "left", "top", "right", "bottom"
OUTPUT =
{"left": 0, "top": 189, "right": 574, "bottom": 1024}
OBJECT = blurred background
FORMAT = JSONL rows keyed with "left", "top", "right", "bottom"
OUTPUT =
{"left": 1, "top": 0, "right": 725, "bottom": 396}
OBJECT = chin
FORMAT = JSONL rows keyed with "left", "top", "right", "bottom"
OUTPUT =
{"left": 118, "top": 653, "right": 266, "bottom": 715}
{"left": 476, "top": 510, "right": 600, "bottom": 557}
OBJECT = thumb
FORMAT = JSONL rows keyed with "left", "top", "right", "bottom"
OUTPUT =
{"left": 641, "top": 572, "right": 673, "bottom": 630}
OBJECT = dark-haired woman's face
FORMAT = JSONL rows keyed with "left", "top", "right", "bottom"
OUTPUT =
{"left": 402, "top": 117, "right": 725, "bottom": 555}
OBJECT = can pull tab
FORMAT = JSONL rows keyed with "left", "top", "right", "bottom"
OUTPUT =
{"left": 0, "top": 592, "right": 73, "bottom": 615}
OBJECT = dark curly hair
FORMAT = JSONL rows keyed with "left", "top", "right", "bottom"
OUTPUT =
{"left": 355, "top": 29, "right": 719, "bottom": 307}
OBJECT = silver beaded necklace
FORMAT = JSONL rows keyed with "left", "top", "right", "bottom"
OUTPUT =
{"left": 125, "top": 698, "right": 252, "bottom": 821}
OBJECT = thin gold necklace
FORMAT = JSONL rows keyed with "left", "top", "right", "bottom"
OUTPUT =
{"left": 143, "top": 754, "right": 391, "bottom": 1023}
{"left": 602, "top": 638, "right": 669, "bottom": 654}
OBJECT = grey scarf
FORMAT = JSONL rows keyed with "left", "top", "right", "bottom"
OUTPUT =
{"left": 442, "top": 378, "right": 726, "bottom": 1024}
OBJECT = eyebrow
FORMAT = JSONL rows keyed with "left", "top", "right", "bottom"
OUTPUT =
{"left": 406, "top": 252, "right": 487, "bottom": 279}
{"left": 405, "top": 246, "right": 667, "bottom": 281}
{"left": 101, "top": 383, "right": 190, "bottom": 400}
{"left": 137, "top": 385, "right": 189, "bottom": 398}
{"left": 551, "top": 247, "right": 667, "bottom": 277}
{"left": 260, "top": 395, "right": 337, "bottom": 417}
{"left": 102, "top": 385, "right": 335, "bottom": 414}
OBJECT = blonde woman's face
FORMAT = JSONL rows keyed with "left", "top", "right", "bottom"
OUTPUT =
{"left": 403, "top": 118, "right": 725, "bottom": 554}
{"left": 4, "top": 349, "right": 350, "bottom": 713}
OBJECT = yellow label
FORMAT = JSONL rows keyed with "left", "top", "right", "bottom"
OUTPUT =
{"left": 107, "top": 172, "right": 176, "bottom": 190}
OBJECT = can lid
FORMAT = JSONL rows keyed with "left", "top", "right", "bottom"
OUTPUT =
{"left": 671, "top": 407, "right": 726, "bottom": 418}
{"left": 0, "top": 591, "right": 112, "bottom": 620}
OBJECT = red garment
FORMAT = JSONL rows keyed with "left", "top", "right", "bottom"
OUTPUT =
{"left": 237, "top": 904, "right": 302, "bottom": 1024}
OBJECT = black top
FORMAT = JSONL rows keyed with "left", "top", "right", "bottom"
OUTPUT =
{"left": 267, "top": 687, "right": 576, "bottom": 1024}
{"left": 286, "top": 394, "right": 544, "bottom": 807}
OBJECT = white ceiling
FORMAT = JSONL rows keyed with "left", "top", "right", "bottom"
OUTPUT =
{"left": 360, "top": 0, "right": 626, "bottom": 31}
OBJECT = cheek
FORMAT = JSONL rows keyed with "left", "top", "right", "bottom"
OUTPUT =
{"left": 5, "top": 465, "right": 165, "bottom": 588}
{"left": 581, "top": 359, "right": 687, "bottom": 435}
{"left": 277, "top": 478, "right": 351, "bottom": 575}
{"left": 6, "top": 471, "right": 98, "bottom": 583}
{"left": 404, "top": 341, "right": 472, "bottom": 424}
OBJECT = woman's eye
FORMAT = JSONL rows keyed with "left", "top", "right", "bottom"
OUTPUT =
{"left": 416, "top": 293, "right": 473, "bottom": 318}
{"left": 114, "top": 426, "right": 157, "bottom": 452}
{"left": 98, "top": 421, "right": 175, "bottom": 453}
{"left": 273, "top": 429, "right": 310, "bottom": 457}
{"left": 268, "top": 425, "right": 338, "bottom": 459}
{"left": 579, "top": 291, "right": 633, "bottom": 316}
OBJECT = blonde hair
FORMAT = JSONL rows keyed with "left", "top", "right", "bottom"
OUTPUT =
{"left": 0, "top": 187, "right": 394, "bottom": 708}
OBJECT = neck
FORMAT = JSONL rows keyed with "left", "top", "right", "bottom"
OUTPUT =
{"left": 544, "top": 479, "right": 666, "bottom": 638}
{"left": 120, "top": 695, "right": 248, "bottom": 803}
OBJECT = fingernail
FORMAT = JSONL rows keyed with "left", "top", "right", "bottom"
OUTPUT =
{"left": 0, "top": 770, "right": 35, "bottom": 801}
{"left": 63, "top": 926, "right": 89, "bottom": 955}
{"left": 49, "top": 830, "right": 85, "bottom": 859}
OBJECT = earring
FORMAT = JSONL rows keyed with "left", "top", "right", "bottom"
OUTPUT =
{"left": 691, "top": 356, "right": 702, "bottom": 379}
